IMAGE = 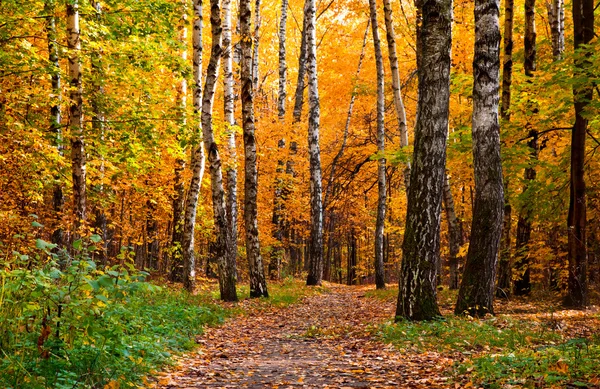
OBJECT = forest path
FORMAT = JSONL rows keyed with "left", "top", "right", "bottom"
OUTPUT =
{"left": 154, "top": 284, "right": 453, "bottom": 388}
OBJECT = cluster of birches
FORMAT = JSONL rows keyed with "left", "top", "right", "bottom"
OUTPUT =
{"left": 0, "top": 0, "right": 597, "bottom": 319}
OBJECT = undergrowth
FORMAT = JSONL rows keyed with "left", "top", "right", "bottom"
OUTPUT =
{"left": 0, "top": 237, "right": 318, "bottom": 389}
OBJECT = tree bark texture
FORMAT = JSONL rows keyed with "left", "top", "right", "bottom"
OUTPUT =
{"left": 382, "top": 0, "right": 411, "bottom": 190}
{"left": 67, "top": 0, "right": 86, "bottom": 233}
{"left": 182, "top": 0, "right": 206, "bottom": 292}
{"left": 277, "top": 0, "right": 289, "bottom": 119}
{"left": 546, "top": 0, "right": 564, "bottom": 60}
{"left": 304, "top": 0, "right": 324, "bottom": 286}
{"left": 500, "top": 0, "right": 513, "bottom": 120}
{"left": 204, "top": 0, "right": 237, "bottom": 301}
{"left": 396, "top": 0, "right": 452, "bottom": 321}
{"left": 442, "top": 174, "right": 462, "bottom": 290}
{"left": 368, "top": 0, "right": 387, "bottom": 290}
{"left": 252, "top": 0, "right": 261, "bottom": 91}
{"left": 241, "top": 0, "right": 269, "bottom": 297}
{"left": 223, "top": 0, "right": 238, "bottom": 281}
{"left": 524, "top": 0, "right": 536, "bottom": 76}
{"left": 455, "top": 0, "right": 503, "bottom": 317}
{"left": 565, "top": 0, "right": 593, "bottom": 308}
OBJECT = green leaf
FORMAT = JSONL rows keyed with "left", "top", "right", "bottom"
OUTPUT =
{"left": 90, "top": 234, "right": 102, "bottom": 243}
{"left": 73, "top": 239, "right": 83, "bottom": 250}
{"left": 31, "top": 221, "right": 44, "bottom": 228}
{"left": 36, "top": 239, "right": 57, "bottom": 251}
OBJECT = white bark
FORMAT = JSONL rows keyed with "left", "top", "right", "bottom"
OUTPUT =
{"left": 182, "top": 0, "right": 206, "bottom": 292}
{"left": 67, "top": 0, "right": 86, "bottom": 232}
{"left": 277, "top": 0, "right": 288, "bottom": 119}
{"left": 304, "top": 0, "right": 324, "bottom": 286}
{"left": 251, "top": 0, "right": 261, "bottom": 91}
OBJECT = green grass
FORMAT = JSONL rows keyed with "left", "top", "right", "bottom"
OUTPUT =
{"left": 379, "top": 312, "right": 600, "bottom": 388}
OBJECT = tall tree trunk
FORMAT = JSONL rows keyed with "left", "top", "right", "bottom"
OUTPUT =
{"left": 496, "top": 0, "right": 514, "bottom": 298}
{"left": 252, "top": 0, "right": 261, "bottom": 92}
{"left": 46, "top": 0, "right": 65, "bottom": 247}
{"left": 396, "top": 0, "right": 452, "bottom": 321}
{"left": 368, "top": 0, "right": 387, "bottom": 290}
{"left": 455, "top": 0, "right": 503, "bottom": 317}
{"left": 546, "top": 0, "right": 564, "bottom": 60}
{"left": 277, "top": 0, "right": 288, "bottom": 119}
{"left": 304, "top": 0, "right": 324, "bottom": 286}
{"left": 182, "top": 0, "right": 206, "bottom": 292}
{"left": 223, "top": 0, "right": 238, "bottom": 281}
{"left": 442, "top": 174, "right": 462, "bottom": 290}
{"left": 204, "top": 0, "right": 237, "bottom": 301}
{"left": 241, "top": 0, "right": 269, "bottom": 297}
{"left": 565, "top": 0, "right": 593, "bottom": 308}
{"left": 514, "top": 0, "right": 538, "bottom": 295}
{"left": 293, "top": 6, "right": 308, "bottom": 124}
{"left": 382, "top": 0, "right": 410, "bottom": 189}
{"left": 67, "top": 0, "right": 86, "bottom": 234}
{"left": 171, "top": 5, "right": 188, "bottom": 281}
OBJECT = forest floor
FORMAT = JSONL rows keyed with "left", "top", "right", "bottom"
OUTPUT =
{"left": 151, "top": 283, "right": 600, "bottom": 389}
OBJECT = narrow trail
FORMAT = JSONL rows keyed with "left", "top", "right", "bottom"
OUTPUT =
{"left": 154, "top": 284, "right": 453, "bottom": 388}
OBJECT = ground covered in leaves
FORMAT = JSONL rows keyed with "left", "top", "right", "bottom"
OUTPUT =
{"left": 152, "top": 282, "right": 600, "bottom": 389}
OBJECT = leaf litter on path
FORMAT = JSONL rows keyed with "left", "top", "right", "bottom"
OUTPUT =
{"left": 151, "top": 284, "right": 453, "bottom": 388}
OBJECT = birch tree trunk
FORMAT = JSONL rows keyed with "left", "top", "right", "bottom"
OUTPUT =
{"left": 524, "top": 0, "right": 536, "bottom": 77}
{"left": 277, "top": 0, "right": 288, "bottom": 119}
{"left": 204, "top": 0, "right": 238, "bottom": 301}
{"left": 442, "top": 174, "right": 463, "bottom": 290}
{"left": 396, "top": 0, "right": 452, "bottom": 321}
{"left": 304, "top": 0, "right": 324, "bottom": 286}
{"left": 455, "top": 0, "right": 503, "bottom": 317}
{"left": 182, "top": 0, "right": 206, "bottom": 292}
{"left": 496, "top": 0, "right": 514, "bottom": 298}
{"left": 67, "top": 0, "right": 86, "bottom": 234}
{"left": 171, "top": 5, "right": 188, "bottom": 281}
{"left": 565, "top": 0, "right": 593, "bottom": 308}
{"left": 241, "top": 0, "right": 269, "bottom": 297}
{"left": 546, "top": 0, "right": 564, "bottom": 60}
{"left": 46, "top": 0, "right": 65, "bottom": 247}
{"left": 251, "top": 0, "right": 261, "bottom": 91}
{"left": 368, "top": 0, "right": 387, "bottom": 290}
{"left": 223, "top": 0, "right": 238, "bottom": 280}
{"left": 382, "top": 0, "right": 410, "bottom": 189}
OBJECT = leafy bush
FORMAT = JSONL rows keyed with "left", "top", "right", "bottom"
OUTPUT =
{"left": 0, "top": 237, "right": 227, "bottom": 388}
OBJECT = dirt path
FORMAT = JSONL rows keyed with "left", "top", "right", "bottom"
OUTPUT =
{"left": 154, "top": 284, "right": 453, "bottom": 388}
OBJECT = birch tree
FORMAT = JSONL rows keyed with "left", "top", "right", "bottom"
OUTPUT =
{"left": 396, "top": 0, "right": 452, "bottom": 321}
{"left": 367, "top": 0, "right": 387, "bottom": 290}
{"left": 442, "top": 174, "right": 462, "bottom": 290}
{"left": 455, "top": 0, "right": 503, "bottom": 317}
{"left": 67, "top": 0, "right": 86, "bottom": 233}
{"left": 546, "top": 0, "right": 564, "bottom": 60}
{"left": 182, "top": 0, "right": 206, "bottom": 292}
{"left": 240, "top": 0, "right": 269, "bottom": 297}
{"left": 304, "top": 0, "right": 324, "bottom": 286}
{"left": 382, "top": 0, "right": 410, "bottom": 189}
{"left": 223, "top": 0, "right": 238, "bottom": 280}
{"left": 204, "top": 0, "right": 238, "bottom": 301}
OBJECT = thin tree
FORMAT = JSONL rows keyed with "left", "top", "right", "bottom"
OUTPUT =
{"left": 223, "top": 0, "right": 238, "bottom": 281}
{"left": 564, "top": 0, "right": 593, "bottom": 308}
{"left": 277, "top": 0, "right": 288, "bottom": 119}
{"left": 45, "top": 0, "right": 65, "bottom": 247}
{"left": 67, "top": 0, "right": 86, "bottom": 235}
{"left": 240, "top": 0, "right": 269, "bottom": 297}
{"left": 442, "top": 173, "right": 463, "bottom": 290}
{"left": 252, "top": 0, "right": 261, "bottom": 91}
{"left": 293, "top": 5, "right": 308, "bottom": 123}
{"left": 382, "top": 0, "right": 410, "bottom": 189}
{"left": 396, "top": 0, "right": 452, "bottom": 321}
{"left": 455, "top": 0, "right": 504, "bottom": 317}
{"left": 304, "top": 0, "right": 324, "bottom": 286}
{"left": 368, "top": 0, "right": 387, "bottom": 290}
{"left": 204, "top": 0, "right": 237, "bottom": 301}
{"left": 514, "top": 0, "right": 538, "bottom": 296}
{"left": 496, "top": 0, "right": 514, "bottom": 298}
{"left": 170, "top": 4, "right": 188, "bottom": 281}
{"left": 546, "top": 0, "right": 564, "bottom": 60}
{"left": 182, "top": 0, "right": 206, "bottom": 292}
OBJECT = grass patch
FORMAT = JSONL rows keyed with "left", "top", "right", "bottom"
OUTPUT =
{"left": 380, "top": 312, "right": 600, "bottom": 388}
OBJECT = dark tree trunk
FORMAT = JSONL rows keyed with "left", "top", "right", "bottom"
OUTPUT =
{"left": 564, "top": 0, "right": 593, "bottom": 308}
{"left": 455, "top": 0, "right": 503, "bottom": 317}
{"left": 292, "top": 6, "right": 308, "bottom": 124}
{"left": 442, "top": 174, "right": 462, "bottom": 290}
{"left": 396, "top": 0, "right": 452, "bottom": 321}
